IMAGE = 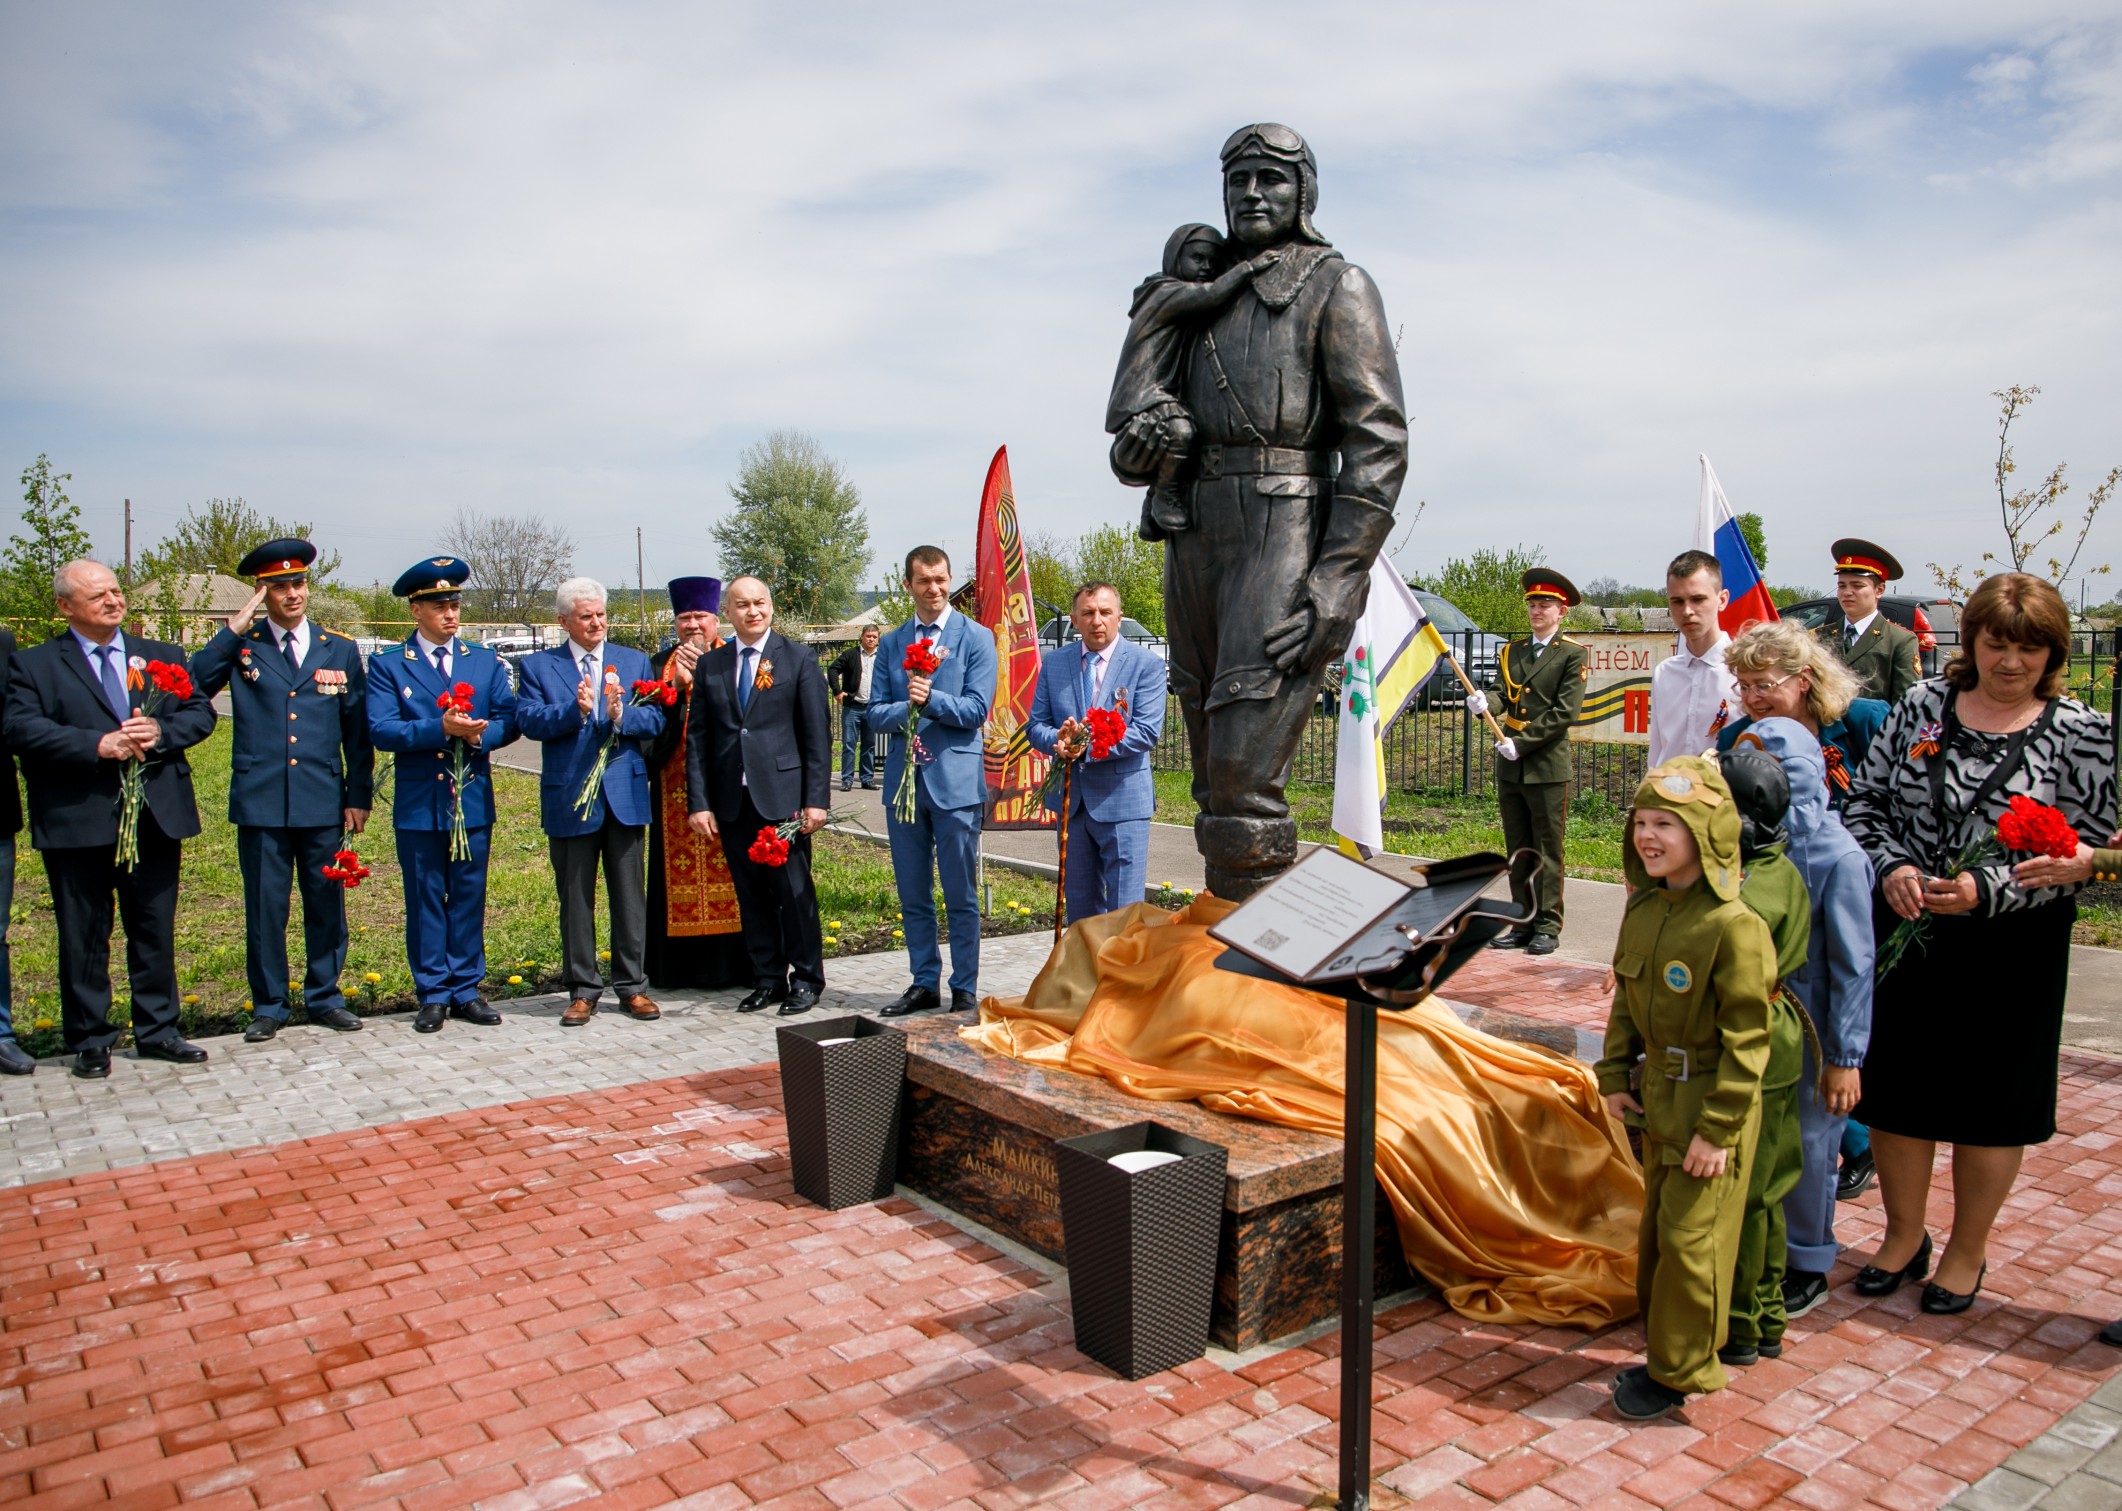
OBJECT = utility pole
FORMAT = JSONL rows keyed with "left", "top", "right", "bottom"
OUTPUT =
{"left": 123, "top": 499, "right": 132, "bottom": 586}
{"left": 637, "top": 526, "right": 649, "bottom": 640}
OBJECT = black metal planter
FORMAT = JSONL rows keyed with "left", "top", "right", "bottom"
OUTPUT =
{"left": 1054, "top": 1121, "right": 1228, "bottom": 1380}
{"left": 777, "top": 1015, "right": 906, "bottom": 1210}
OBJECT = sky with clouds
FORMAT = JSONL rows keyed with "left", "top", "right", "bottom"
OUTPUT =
{"left": 1, "top": 1, "right": 2118, "bottom": 603}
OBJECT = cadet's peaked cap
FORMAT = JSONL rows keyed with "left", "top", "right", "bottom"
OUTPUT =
{"left": 237, "top": 538, "right": 315, "bottom": 581}
{"left": 1831, "top": 537, "right": 1903, "bottom": 582}
{"left": 1521, "top": 568, "right": 1581, "bottom": 607}
{"left": 668, "top": 576, "right": 721, "bottom": 616}
{"left": 392, "top": 556, "right": 471, "bottom": 601}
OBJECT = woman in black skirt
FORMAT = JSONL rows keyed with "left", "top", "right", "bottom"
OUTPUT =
{"left": 1842, "top": 574, "right": 2115, "bottom": 1314}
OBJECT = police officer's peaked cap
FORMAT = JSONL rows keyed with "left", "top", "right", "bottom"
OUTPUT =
{"left": 1520, "top": 568, "right": 1581, "bottom": 608}
{"left": 393, "top": 556, "right": 471, "bottom": 601}
{"left": 237, "top": 538, "right": 315, "bottom": 581}
{"left": 1830, "top": 538, "right": 1903, "bottom": 583}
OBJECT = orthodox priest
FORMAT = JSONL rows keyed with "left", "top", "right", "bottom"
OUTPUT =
{"left": 643, "top": 576, "right": 749, "bottom": 990}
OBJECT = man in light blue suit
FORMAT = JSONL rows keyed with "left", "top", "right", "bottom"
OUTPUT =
{"left": 513, "top": 577, "right": 668, "bottom": 1028}
{"left": 867, "top": 545, "right": 997, "bottom": 1016}
{"left": 1027, "top": 582, "right": 1167, "bottom": 925}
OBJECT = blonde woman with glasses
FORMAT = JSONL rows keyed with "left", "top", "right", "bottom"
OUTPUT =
{"left": 1715, "top": 620, "right": 1889, "bottom": 810}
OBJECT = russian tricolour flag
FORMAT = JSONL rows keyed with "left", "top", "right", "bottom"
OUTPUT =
{"left": 1693, "top": 454, "right": 1778, "bottom": 633}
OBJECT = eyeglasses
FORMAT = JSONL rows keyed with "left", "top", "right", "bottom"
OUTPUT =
{"left": 1733, "top": 671, "right": 1801, "bottom": 697}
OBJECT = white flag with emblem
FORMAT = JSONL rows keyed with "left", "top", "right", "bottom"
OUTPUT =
{"left": 1332, "top": 559, "right": 1449, "bottom": 858}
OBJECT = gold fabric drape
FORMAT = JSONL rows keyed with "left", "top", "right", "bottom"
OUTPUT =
{"left": 965, "top": 898, "right": 1644, "bottom": 1328}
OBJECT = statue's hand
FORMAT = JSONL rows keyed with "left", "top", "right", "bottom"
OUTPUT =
{"left": 1264, "top": 570, "right": 1367, "bottom": 675}
{"left": 1112, "top": 411, "right": 1175, "bottom": 477}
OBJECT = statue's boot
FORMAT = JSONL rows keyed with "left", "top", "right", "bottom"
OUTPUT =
{"left": 1195, "top": 815, "right": 1298, "bottom": 901}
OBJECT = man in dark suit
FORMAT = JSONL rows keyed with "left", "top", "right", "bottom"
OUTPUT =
{"left": 513, "top": 576, "right": 667, "bottom": 1028}
{"left": 0, "top": 621, "right": 28, "bottom": 1074}
{"left": 685, "top": 575, "right": 832, "bottom": 1015}
{"left": 827, "top": 624, "right": 881, "bottom": 791}
{"left": 365, "top": 557, "right": 519, "bottom": 1032}
{"left": 190, "top": 539, "right": 374, "bottom": 1043}
{"left": 4, "top": 559, "right": 217, "bottom": 1077}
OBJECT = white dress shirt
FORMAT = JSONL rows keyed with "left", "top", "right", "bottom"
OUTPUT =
{"left": 569, "top": 638, "right": 607, "bottom": 721}
{"left": 1841, "top": 610, "right": 1879, "bottom": 642}
{"left": 415, "top": 632, "right": 453, "bottom": 680}
{"left": 1648, "top": 632, "right": 1739, "bottom": 766}
{"left": 855, "top": 649, "right": 875, "bottom": 701}
{"left": 270, "top": 618, "right": 312, "bottom": 668}
{"left": 912, "top": 605, "right": 953, "bottom": 641}
{"left": 1082, "top": 643, "right": 1111, "bottom": 705}
{"left": 732, "top": 632, "right": 769, "bottom": 702}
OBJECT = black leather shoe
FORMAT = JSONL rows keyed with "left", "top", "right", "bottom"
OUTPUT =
{"left": 314, "top": 1007, "right": 362, "bottom": 1032}
{"left": 73, "top": 1047, "right": 111, "bottom": 1079}
{"left": 950, "top": 989, "right": 979, "bottom": 1014}
{"left": 1921, "top": 1262, "right": 1985, "bottom": 1315}
{"left": 1781, "top": 1269, "right": 1829, "bottom": 1318}
{"left": 136, "top": 1037, "right": 208, "bottom": 1064}
{"left": 778, "top": 986, "right": 820, "bottom": 1016}
{"left": 0, "top": 1039, "right": 36, "bottom": 1075}
{"left": 1525, "top": 934, "right": 1560, "bottom": 957}
{"left": 878, "top": 985, "right": 940, "bottom": 1018}
{"left": 736, "top": 984, "right": 786, "bottom": 1013}
{"left": 450, "top": 1002, "right": 501, "bottom": 1026}
{"left": 1612, "top": 1369, "right": 1686, "bottom": 1421}
{"left": 841, "top": 782, "right": 853, "bottom": 792}
{"left": 1836, "top": 1148, "right": 1875, "bottom": 1202}
{"left": 1716, "top": 1341, "right": 1758, "bottom": 1368}
{"left": 860, "top": 782, "right": 879, "bottom": 790}
{"left": 414, "top": 1003, "right": 447, "bottom": 1033}
{"left": 1488, "top": 927, "right": 1533, "bottom": 951}
{"left": 2100, "top": 1318, "right": 2122, "bottom": 1347}
{"left": 244, "top": 1019, "right": 280, "bottom": 1043}
{"left": 1758, "top": 1339, "right": 1783, "bottom": 1359}
{"left": 1853, "top": 1231, "right": 1931, "bottom": 1297}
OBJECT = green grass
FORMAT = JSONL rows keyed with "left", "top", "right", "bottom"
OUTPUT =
{"left": 4, "top": 723, "right": 1059, "bottom": 1053}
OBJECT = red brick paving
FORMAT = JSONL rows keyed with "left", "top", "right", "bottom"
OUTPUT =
{"left": 4, "top": 954, "right": 2121, "bottom": 1509}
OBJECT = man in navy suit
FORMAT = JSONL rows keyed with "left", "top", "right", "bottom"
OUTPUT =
{"left": 365, "top": 557, "right": 519, "bottom": 1033}
{"left": 1027, "top": 582, "right": 1166, "bottom": 924}
{"left": 514, "top": 577, "right": 667, "bottom": 1028}
{"left": 5, "top": 559, "right": 217, "bottom": 1077}
{"left": 191, "top": 539, "right": 375, "bottom": 1042}
{"left": 0, "top": 621, "right": 29, "bottom": 1075}
{"left": 867, "top": 546, "right": 998, "bottom": 1016}
{"left": 685, "top": 576, "right": 832, "bottom": 1015}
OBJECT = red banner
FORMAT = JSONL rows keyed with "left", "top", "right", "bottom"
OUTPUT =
{"left": 974, "top": 446, "right": 1055, "bottom": 829}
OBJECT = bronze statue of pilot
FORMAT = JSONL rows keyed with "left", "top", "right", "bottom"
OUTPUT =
{"left": 1107, "top": 123, "right": 1408, "bottom": 897}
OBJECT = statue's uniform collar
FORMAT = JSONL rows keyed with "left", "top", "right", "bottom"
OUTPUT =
{"left": 1249, "top": 242, "right": 1340, "bottom": 309}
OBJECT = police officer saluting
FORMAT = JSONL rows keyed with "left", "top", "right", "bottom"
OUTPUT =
{"left": 191, "top": 540, "right": 374, "bottom": 1042}
{"left": 1822, "top": 538, "right": 1922, "bottom": 704}
{"left": 366, "top": 558, "right": 518, "bottom": 1033}
{"left": 1486, "top": 568, "right": 1589, "bottom": 957}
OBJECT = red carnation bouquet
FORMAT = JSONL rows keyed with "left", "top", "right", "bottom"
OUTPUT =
{"left": 573, "top": 675, "right": 678, "bottom": 821}
{"left": 322, "top": 849, "right": 372, "bottom": 888}
{"left": 891, "top": 637, "right": 948, "bottom": 823}
{"left": 1877, "top": 794, "right": 2081, "bottom": 981}
{"left": 115, "top": 659, "right": 194, "bottom": 871}
{"left": 747, "top": 806, "right": 862, "bottom": 867}
{"left": 436, "top": 681, "right": 479, "bottom": 861}
{"left": 1036, "top": 693, "right": 1131, "bottom": 809}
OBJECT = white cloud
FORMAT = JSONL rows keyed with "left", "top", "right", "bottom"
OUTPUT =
{"left": 0, "top": 0, "right": 2118, "bottom": 596}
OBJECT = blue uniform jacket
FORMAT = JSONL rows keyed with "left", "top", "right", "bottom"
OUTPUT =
{"left": 1025, "top": 638, "right": 1165, "bottom": 822}
{"left": 365, "top": 636, "right": 519, "bottom": 830}
{"left": 192, "top": 623, "right": 375, "bottom": 828}
{"left": 865, "top": 612, "right": 997, "bottom": 812}
{"left": 511, "top": 641, "right": 665, "bottom": 836}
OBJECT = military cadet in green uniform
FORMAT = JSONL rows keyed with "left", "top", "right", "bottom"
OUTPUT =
{"left": 1821, "top": 538, "right": 1922, "bottom": 704}
{"left": 1598, "top": 756, "right": 1773, "bottom": 1421}
{"left": 1716, "top": 749, "right": 1812, "bottom": 1369}
{"left": 1485, "top": 569, "right": 1588, "bottom": 956}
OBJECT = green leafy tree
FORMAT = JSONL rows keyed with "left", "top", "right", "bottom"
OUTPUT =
{"left": 1410, "top": 544, "right": 1548, "bottom": 634}
{"left": 1072, "top": 523, "right": 1165, "bottom": 634}
{"left": 1, "top": 456, "right": 98, "bottom": 637}
{"left": 1735, "top": 512, "right": 1768, "bottom": 572}
{"left": 711, "top": 430, "right": 871, "bottom": 623}
{"left": 135, "top": 497, "right": 342, "bottom": 588}
{"left": 1022, "top": 531, "right": 1078, "bottom": 628}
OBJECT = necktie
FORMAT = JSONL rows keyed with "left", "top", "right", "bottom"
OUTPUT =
{"left": 1524, "top": 640, "right": 1542, "bottom": 668}
{"left": 432, "top": 645, "right": 447, "bottom": 678}
{"left": 1846, "top": 623, "right": 1860, "bottom": 648}
{"left": 739, "top": 646, "right": 755, "bottom": 713}
{"left": 581, "top": 653, "right": 597, "bottom": 720}
{"left": 1085, "top": 650, "right": 1105, "bottom": 706}
{"left": 95, "top": 645, "right": 128, "bottom": 722}
{"left": 282, "top": 629, "right": 301, "bottom": 675}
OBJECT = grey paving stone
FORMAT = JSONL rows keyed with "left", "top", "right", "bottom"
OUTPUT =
{"left": 0, "top": 934, "right": 1056, "bottom": 1186}
{"left": 2002, "top": 1432, "right": 2100, "bottom": 1487}
{"left": 2035, "top": 1473, "right": 2122, "bottom": 1511}
{"left": 1955, "top": 1470, "right": 2053, "bottom": 1511}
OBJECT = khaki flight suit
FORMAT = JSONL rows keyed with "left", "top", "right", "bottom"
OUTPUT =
{"left": 1598, "top": 757, "right": 1773, "bottom": 1396}
{"left": 1495, "top": 634, "right": 1588, "bottom": 936}
{"left": 1818, "top": 617, "right": 1921, "bottom": 704}
{"left": 1727, "top": 846, "right": 1812, "bottom": 1351}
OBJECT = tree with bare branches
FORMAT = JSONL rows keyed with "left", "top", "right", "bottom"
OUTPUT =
{"left": 440, "top": 508, "right": 576, "bottom": 625}
{"left": 1930, "top": 386, "right": 2116, "bottom": 600}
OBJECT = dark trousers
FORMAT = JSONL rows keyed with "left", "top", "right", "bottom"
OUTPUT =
{"left": 0, "top": 835, "right": 14, "bottom": 1041}
{"left": 45, "top": 822, "right": 184, "bottom": 1053}
{"left": 396, "top": 825, "right": 491, "bottom": 1006}
{"left": 723, "top": 796, "right": 824, "bottom": 993}
{"left": 839, "top": 703, "right": 875, "bottom": 785}
{"left": 238, "top": 824, "right": 350, "bottom": 1021}
{"left": 1498, "top": 776, "right": 1567, "bottom": 936}
{"left": 551, "top": 811, "right": 648, "bottom": 1001}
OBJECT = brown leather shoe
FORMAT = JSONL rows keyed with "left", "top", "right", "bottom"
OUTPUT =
{"left": 624, "top": 995, "right": 661, "bottom": 1021}
{"left": 561, "top": 998, "right": 596, "bottom": 1027}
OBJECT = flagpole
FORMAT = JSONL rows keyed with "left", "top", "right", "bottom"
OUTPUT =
{"left": 1442, "top": 650, "right": 1509, "bottom": 746}
{"left": 1053, "top": 757, "right": 1072, "bottom": 947}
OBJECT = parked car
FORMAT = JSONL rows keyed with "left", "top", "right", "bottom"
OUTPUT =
{"left": 1777, "top": 594, "right": 1959, "bottom": 677}
{"left": 1412, "top": 591, "right": 1505, "bottom": 705}
{"left": 1035, "top": 614, "right": 1168, "bottom": 660}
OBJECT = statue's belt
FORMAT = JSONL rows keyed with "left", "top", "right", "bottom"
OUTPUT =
{"left": 1197, "top": 444, "right": 1336, "bottom": 480}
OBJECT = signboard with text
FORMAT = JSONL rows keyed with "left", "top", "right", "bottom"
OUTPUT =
{"left": 1569, "top": 633, "right": 1674, "bottom": 745}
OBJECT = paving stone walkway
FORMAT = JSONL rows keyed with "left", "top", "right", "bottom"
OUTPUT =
{"left": 4, "top": 939, "right": 2121, "bottom": 1509}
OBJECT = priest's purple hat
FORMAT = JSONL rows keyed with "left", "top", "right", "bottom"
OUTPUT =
{"left": 668, "top": 576, "right": 721, "bottom": 615}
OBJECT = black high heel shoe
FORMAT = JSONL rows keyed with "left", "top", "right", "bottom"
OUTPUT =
{"left": 1853, "top": 1231, "right": 1932, "bottom": 1297}
{"left": 1920, "top": 1262, "right": 1986, "bottom": 1316}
